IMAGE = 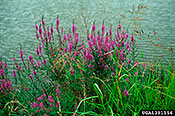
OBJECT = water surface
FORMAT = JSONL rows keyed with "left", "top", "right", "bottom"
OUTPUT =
{"left": 0, "top": 0, "right": 174, "bottom": 68}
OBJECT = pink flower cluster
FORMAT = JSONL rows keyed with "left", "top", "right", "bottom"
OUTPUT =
{"left": 35, "top": 19, "right": 53, "bottom": 49}
{"left": 12, "top": 69, "right": 17, "bottom": 77}
{"left": 56, "top": 88, "right": 61, "bottom": 97}
{"left": 0, "top": 60, "right": 8, "bottom": 77}
{"left": 30, "top": 93, "right": 60, "bottom": 115}
{"left": 79, "top": 24, "right": 133, "bottom": 73}
{"left": 35, "top": 18, "right": 135, "bottom": 76}
{"left": 13, "top": 49, "right": 48, "bottom": 83}
{"left": 0, "top": 79, "right": 14, "bottom": 95}
{"left": 19, "top": 50, "right": 24, "bottom": 62}
{"left": 124, "top": 89, "right": 129, "bottom": 96}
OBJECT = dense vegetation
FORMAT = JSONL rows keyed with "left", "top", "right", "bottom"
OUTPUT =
{"left": 0, "top": 16, "right": 174, "bottom": 116}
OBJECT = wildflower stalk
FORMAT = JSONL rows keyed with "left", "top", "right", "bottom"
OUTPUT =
{"left": 116, "top": 64, "right": 123, "bottom": 107}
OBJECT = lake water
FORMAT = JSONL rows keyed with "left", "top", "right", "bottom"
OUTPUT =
{"left": 0, "top": 0, "right": 175, "bottom": 69}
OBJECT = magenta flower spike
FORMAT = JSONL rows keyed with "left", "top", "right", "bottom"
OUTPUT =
{"left": 68, "top": 33, "right": 72, "bottom": 41}
{"left": 36, "top": 61, "right": 40, "bottom": 65}
{"left": 25, "top": 87, "right": 29, "bottom": 91}
{"left": 38, "top": 45, "right": 42, "bottom": 52}
{"left": 47, "top": 31, "right": 51, "bottom": 37}
{"left": 42, "top": 59, "right": 46, "bottom": 65}
{"left": 0, "top": 69, "right": 4, "bottom": 76}
{"left": 19, "top": 50, "right": 23, "bottom": 55}
{"left": 128, "top": 59, "right": 131, "bottom": 64}
{"left": 72, "top": 24, "right": 76, "bottom": 33}
{"left": 13, "top": 58, "right": 16, "bottom": 61}
{"left": 12, "top": 70, "right": 17, "bottom": 77}
{"left": 63, "top": 34, "right": 67, "bottom": 41}
{"left": 30, "top": 74, "right": 34, "bottom": 81}
{"left": 43, "top": 30, "right": 46, "bottom": 37}
{"left": 28, "top": 56, "right": 34, "bottom": 65}
{"left": 116, "top": 38, "right": 119, "bottom": 42}
{"left": 51, "top": 26, "right": 53, "bottom": 33}
{"left": 125, "top": 33, "right": 129, "bottom": 39}
{"left": 35, "top": 33, "right": 39, "bottom": 39}
{"left": 122, "top": 30, "right": 125, "bottom": 34}
{"left": 56, "top": 88, "right": 61, "bottom": 97}
{"left": 17, "top": 65, "right": 21, "bottom": 71}
{"left": 75, "top": 37, "right": 79, "bottom": 44}
{"left": 41, "top": 19, "right": 45, "bottom": 26}
{"left": 61, "top": 28, "right": 64, "bottom": 33}
{"left": 56, "top": 25, "right": 58, "bottom": 31}
{"left": 20, "top": 54, "right": 23, "bottom": 61}
{"left": 104, "top": 36, "right": 109, "bottom": 44}
{"left": 28, "top": 56, "right": 33, "bottom": 61}
{"left": 86, "top": 34, "right": 90, "bottom": 41}
{"left": 74, "top": 50, "right": 78, "bottom": 56}
{"left": 88, "top": 40, "right": 92, "bottom": 49}
{"left": 49, "top": 36, "right": 52, "bottom": 42}
{"left": 105, "top": 65, "right": 108, "bottom": 71}
{"left": 126, "top": 42, "right": 130, "bottom": 50}
{"left": 5, "top": 63, "right": 8, "bottom": 68}
{"left": 64, "top": 48, "right": 67, "bottom": 53}
{"left": 134, "top": 62, "right": 138, "bottom": 67}
{"left": 83, "top": 48, "right": 86, "bottom": 56}
{"left": 92, "top": 37, "right": 96, "bottom": 46}
{"left": 36, "top": 49, "right": 39, "bottom": 55}
{"left": 33, "top": 71, "right": 37, "bottom": 76}
{"left": 0, "top": 61, "right": 3, "bottom": 66}
{"left": 40, "top": 51, "right": 43, "bottom": 56}
{"left": 118, "top": 43, "right": 120, "bottom": 48}
{"left": 90, "top": 33, "right": 94, "bottom": 40}
{"left": 48, "top": 95, "right": 52, "bottom": 101}
{"left": 111, "top": 66, "right": 114, "bottom": 71}
{"left": 101, "top": 25, "right": 105, "bottom": 35}
{"left": 74, "top": 31, "right": 78, "bottom": 37}
{"left": 122, "top": 41, "right": 125, "bottom": 47}
{"left": 35, "top": 24, "right": 38, "bottom": 30}
{"left": 131, "top": 34, "right": 134, "bottom": 43}
{"left": 92, "top": 24, "right": 96, "bottom": 32}
{"left": 126, "top": 78, "right": 129, "bottom": 82}
{"left": 118, "top": 23, "right": 121, "bottom": 30}
{"left": 8, "top": 80, "right": 12, "bottom": 88}
{"left": 39, "top": 27, "right": 42, "bottom": 35}
{"left": 68, "top": 42, "right": 73, "bottom": 52}
{"left": 116, "top": 31, "right": 120, "bottom": 39}
{"left": 91, "top": 65, "right": 94, "bottom": 69}
{"left": 56, "top": 18, "right": 59, "bottom": 26}
{"left": 127, "top": 48, "right": 131, "bottom": 53}
{"left": 124, "top": 89, "right": 129, "bottom": 96}
{"left": 116, "top": 50, "right": 119, "bottom": 57}
{"left": 119, "top": 51, "right": 124, "bottom": 61}
{"left": 100, "top": 58, "right": 103, "bottom": 64}
{"left": 109, "top": 28, "right": 112, "bottom": 36}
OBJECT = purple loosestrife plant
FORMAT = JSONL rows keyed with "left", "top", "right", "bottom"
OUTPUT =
{"left": 30, "top": 92, "right": 60, "bottom": 116}
{"left": 1, "top": 17, "right": 160, "bottom": 115}
{"left": 31, "top": 18, "right": 139, "bottom": 115}
{"left": 0, "top": 60, "right": 9, "bottom": 78}
{"left": 0, "top": 78, "right": 14, "bottom": 109}
{"left": 0, "top": 79, "right": 14, "bottom": 95}
{"left": 78, "top": 23, "right": 134, "bottom": 78}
